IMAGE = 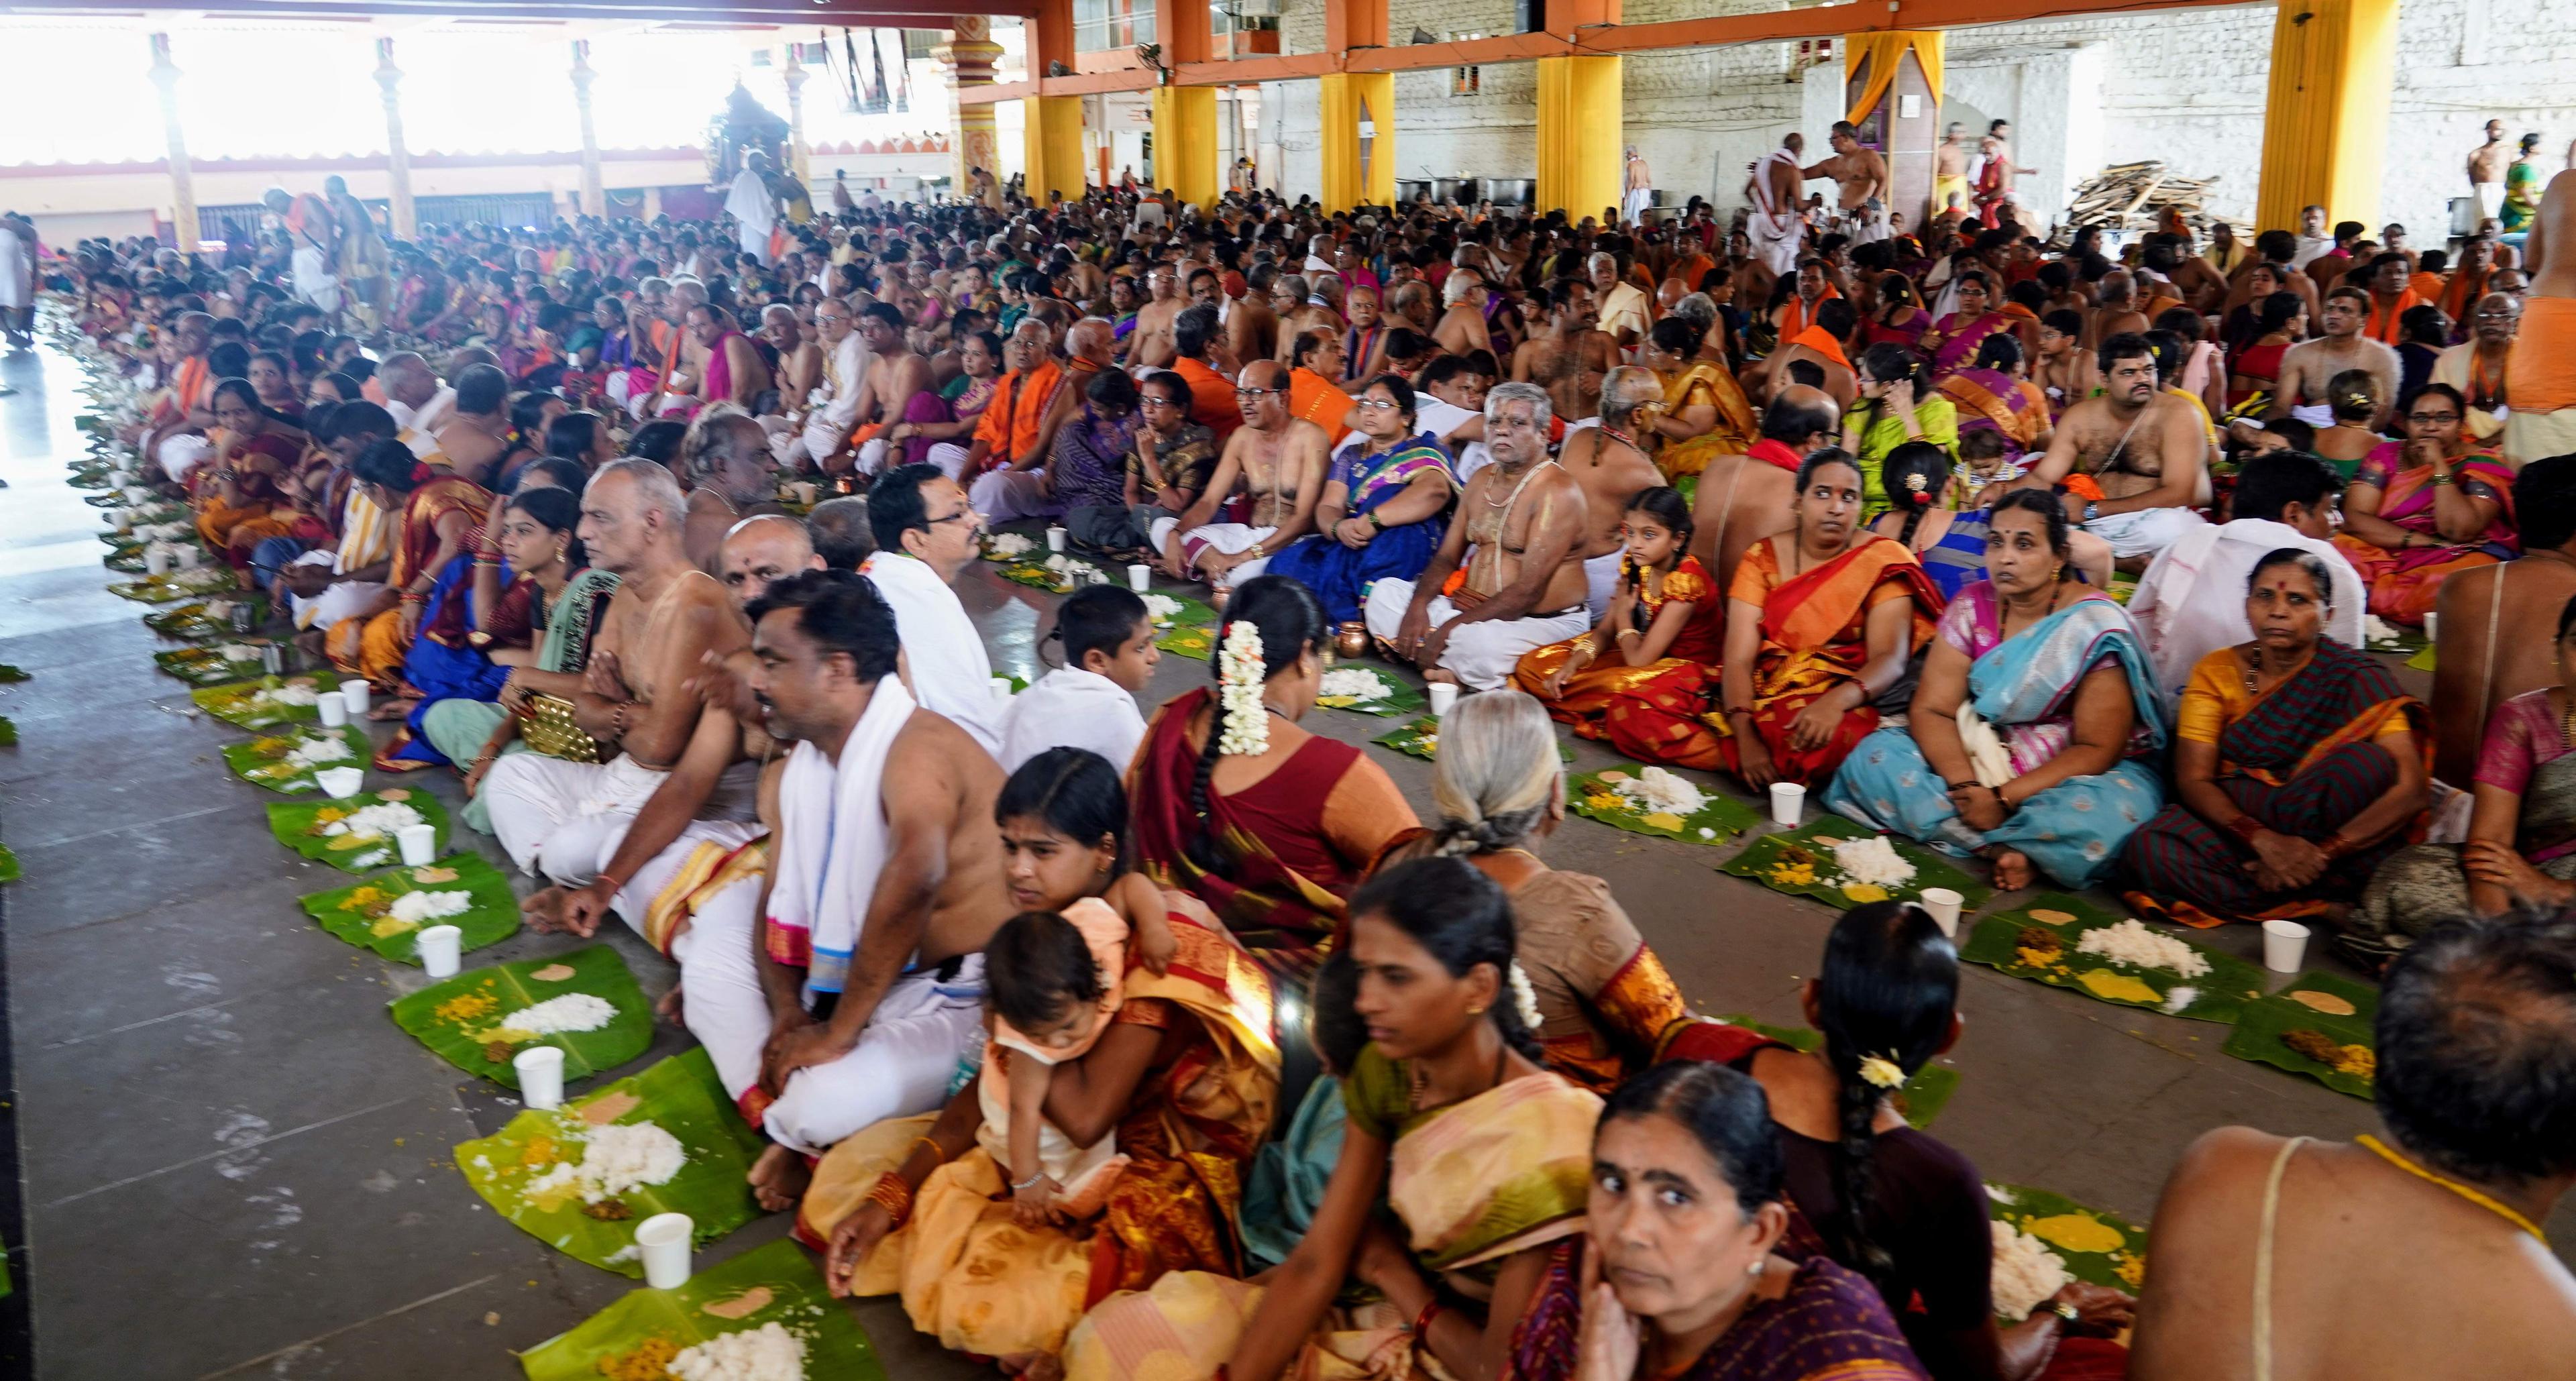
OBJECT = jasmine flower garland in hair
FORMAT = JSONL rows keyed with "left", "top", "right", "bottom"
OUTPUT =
{"left": 1508, "top": 960, "right": 1544, "bottom": 1031}
{"left": 1857, "top": 1052, "right": 1907, "bottom": 1090}
{"left": 1216, "top": 619, "right": 1270, "bottom": 757}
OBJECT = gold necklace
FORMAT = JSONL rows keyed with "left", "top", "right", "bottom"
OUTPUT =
{"left": 2356, "top": 1135, "right": 2546, "bottom": 1241}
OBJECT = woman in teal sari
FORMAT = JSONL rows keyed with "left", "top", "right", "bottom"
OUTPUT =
{"left": 1826, "top": 491, "right": 2165, "bottom": 891}
{"left": 1265, "top": 374, "right": 1456, "bottom": 623}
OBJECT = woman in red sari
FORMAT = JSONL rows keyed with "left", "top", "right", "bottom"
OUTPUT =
{"left": 325, "top": 439, "right": 492, "bottom": 700}
{"left": 193, "top": 378, "right": 305, "bottom": 566}
{"left": 1128, "top": 576, "right": 1419, "bottom": 975}
{"left": 1612, "top": 450, "right": 1939, "bottom": 787}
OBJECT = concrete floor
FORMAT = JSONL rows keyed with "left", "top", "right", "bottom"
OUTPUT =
{"left": 1, "top": 338, "right": 2566, "bottom": 1378}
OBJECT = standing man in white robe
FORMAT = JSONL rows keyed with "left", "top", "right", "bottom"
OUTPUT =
{"left": 725, "top": 151, "right": 780, "bottom": 266}
{"left": 1746, "top": 135, "right": 1806, "bottom": 276}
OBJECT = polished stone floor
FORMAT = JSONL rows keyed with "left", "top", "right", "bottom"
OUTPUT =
{"left": 0, "top": 337, "right": 2562, "bottom": 1377}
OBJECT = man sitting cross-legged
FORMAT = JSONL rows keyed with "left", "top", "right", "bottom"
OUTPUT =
{"left": 733, "top": 569, "right": 1012, "bottom": 1207}
{"left": 1366, "top": 381, "right": 1593, "bottom": 687}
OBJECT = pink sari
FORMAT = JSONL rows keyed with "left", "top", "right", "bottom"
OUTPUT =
{"left": 2329, "top": 442, "right": 2518, "bottom": 625}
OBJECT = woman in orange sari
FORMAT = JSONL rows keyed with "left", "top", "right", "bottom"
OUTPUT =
{"left": 325, "top": 439, "right": 490, "bottom": 702}
{"left": 193, "top": 378, "right": 304, "bottom": 568}
{"left": 1515, "top": 487, "right": 1724, "bottom": 755}
{"left": 810, "top": 748, "right": 1279, "bottom": 1368}
{"left": 2330, "top": 383, "right": 2517, "bottom": 626}
{"left": 1607, "top": 450, "right": 1940, "bottom": 787}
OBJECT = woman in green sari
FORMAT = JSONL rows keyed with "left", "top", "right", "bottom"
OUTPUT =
{"left": 2353, "top": 593, "right": 2576, "bottom": 962}
{"left": 417, "top": 476, "right": 619, "bottom": 830}
{"left": 1063, "top": 856, "right": 1603, "bottom": 1381}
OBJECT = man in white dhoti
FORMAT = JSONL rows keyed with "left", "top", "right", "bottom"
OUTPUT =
{"left": 736, "top": 568, "right": 1012, "bottom": 1205}
{"left": 2011, "top": 334, "right": 2211, "bottom": 568}
{"left": 765, "top": 296, "right": 872, "bottom": 470}
{"left": 724, "top": 152, "right": 780, "bottom": 266}
{"left": 1623, "top": 145, "right": 1654, "bottom": 226}
{"left": 482, "top": 460, "right": 753, "bottom": 887}
{"left": 1746, "top": 135, "right": 1807, "bottom": 277}
{"left": 1366, "top": 382, "right": 1595, "bottom": 689}
{"left": 2127, "top": 450, "right": 2363, "bottom": 696}
{"left": 1152, "top": 360, "right": 1330, "bottom": 596}
{"left": 860, "top": 464, "right": 1006, "bottom": 755}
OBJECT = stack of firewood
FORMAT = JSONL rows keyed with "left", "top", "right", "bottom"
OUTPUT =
{"left": 2059, "top": 161, "right": 2248, "bottom": 243}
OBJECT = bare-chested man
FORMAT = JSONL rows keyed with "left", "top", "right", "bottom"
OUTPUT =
{"left": 2086, "top": 270, "right": 2150, "bottom": 349}
{"left": 678, "top": 409, "right": 782, "bottom": 574}
{"left": 2267, "top": 286, "right": 2400, "bottom": 432}
{"left": 1227, "top": 264, "right": 1281, "bottom": 367}
{"left": 843, "top": 302, "right": 941, "bottom": 478}
{"left": 733, "top": 567, "right": 1010, "bottom": 1205}
{"left": 1156, "top": 360, "right": 1328, "bottom": 592}
{"left": 1746, "top": 133, "right": 1807, "bottom": 276}
{"left": 686, "top": 302, "right": 773, "bottom": 413}
{"left": 1367, "top": 382, "right": 1594, "bottom": 687}
{"left": 2033, "top": 309, "right": 2098, "bottom": 417}
{"left": 2013, "top": 333, "right": 2208, "bottom": 568}
{"left": 1511, "top": 280, "right": 1617, "bottom": 425}
{"left": 2469, "top": 118, "right": 2513, "bottom": 225}
{"left": 483, "top": 459, "right": 755, "bottom": 893}
{"left": 1128, "top": 264, "right": 1185, "bottom": 372}
{"left": 2430, "top": 458, "right": 2576, "bottom": 786}
{"left": 2129, "top": 921, "right": 2576, "bottom": 1381}
{"left": 1432, "top": 270, "right": 1495, "bottom": 359}
{"left": 1751, "top": 296, "right": 1859, "bottom": 409}
{"left": 1932, "top": 123, "right": 1972, "bottom": 219}
{"left": 427, "top": 363, "right": 514, "bottom": 489}
{"left": 1271, "top": 273, "right": 1340, "bottom": 362}
{"left": 762, "top": 303, "right": 822, "bottom": 406}
{"left": 1688, "top": 386, "right": 1832, "bottom": 592}
{"left": 1805, "top": 121, "right": 1890, "bottom": 245}
{"left": 1560, "top": 368, "right": 1668, "bottom": 618}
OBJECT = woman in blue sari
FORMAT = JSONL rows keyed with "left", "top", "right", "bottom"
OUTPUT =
{"left": 1826, "top": 490, "right": 2165, "bottom": 891}
{"left": 1266, "top": 374, "right": 1456, "bottom": 622}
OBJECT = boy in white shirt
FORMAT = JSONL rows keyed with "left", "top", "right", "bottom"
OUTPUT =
{"left": 998, "top": 584, "right": 1159, "bottom": 773}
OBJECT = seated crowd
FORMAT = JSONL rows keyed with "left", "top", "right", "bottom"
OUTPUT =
{"left": 56, "top": 162, "right": 2576, "bottom": 1380}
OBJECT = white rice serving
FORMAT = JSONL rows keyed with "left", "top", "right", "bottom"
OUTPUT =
{"left": 2074, "top": 920, "right": 2212, "bottom": 979}
{"left": 521, "top": 1119, "right": 688, "bottom": 1203}
{"left": 1990, "top": 1219, "right": 2071, "bottom": 1321}
{"left": 1140, "top": 592, "right": 1185, "bottom": 624}
{"left": 1318, "top": 668, "right": 1391, "bottom": 701}
{"left": 1612, "top": 765, "right": 1709, "bottom": 816}
{"left": 497, "top": 992, "right": 619, "bottom": 1036}
{"left": 1831, "top": 835, "right": 1918, "bottom": 889}
{"left": 669, "top": 1322, "right": 806, "bottom": 1381}
{"left": 322, "top": 801, "right": 423, "bottom": 840}
{"left": 388, "top": 889, "right": 472, "bottom": 924}
{"left": 987, "top": 532, "right": 1035, "bottom": 559}
{"left": 262, "top": 682, "right": 323, "bottom": 708}
{"left": 284, "top": 735, "right": 353, "bottom": 769}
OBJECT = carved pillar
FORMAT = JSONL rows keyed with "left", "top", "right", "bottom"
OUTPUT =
{"left": 572, "top": 40, "right": 606, "bottom": 218}
{"left": 783, "top": 44, "right": 812, "bottom": 186}
{"left": 374, "top": 39, "right": 418, "bottom": 237}
{"left": 146, "top": 34, "right": 199, "bottom": 249}
{"left": 935, "top": 17, "right": 1004, "bottom": 205}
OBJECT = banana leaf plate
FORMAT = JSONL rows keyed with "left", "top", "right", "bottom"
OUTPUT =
{"left": 1313, "top": 668, "right": 1427, "bottom": 718}
{"left": 145, "top": 596, "right": 267, "bottom": 641}
{"left": 1568, "top": 764, "right": 1763, "bottom": 846}
{"left": 517, "top": 1237, "right": 885, "bottom": 1381}
{"left": 1985, "top": 1182, "right": 2149, "bottom": 1301}
{"left": 223, "top": 724, "right": 373, "bottom": 793}
{"left": 389, "top": 944, "right": 652, "bottom": 1090}
{"left": 1371, "top": 715, "right": 1574, "bottom": 764}
{"left": 1713, "top": 1015, "right": 1958, "bottom": 1127}
{"left": 1139, "top": 591, "right": 1216, "bottom": 628}
{"left": 194, "top": 673, "right": 329, "bottom": 730}
{"left": 109, "top": 571, "right": 234, "bottom": 604}
{"left": 301, "top": 853, "right": 521, "bottom": 964}
{"left": 1960, "top": 892, "right": 2267, "bottom": 1025}
{"left": 458, "top": 1049, "right": 765, "bottom": 1277}
{"left": 156, "top": 640, "right": 278, "bottom": 686}
{"left": 2222, "top": 971, "right": 2377, "bottom": 1100}
{"left": 979, "top": 536, "right": 1044, "bottom": 563}
{"left": 1155, "top": 622, "right": 1217, "bottom": 661}
{"left": 998, "top": 559, "right": 1107, "bottom": 593}
{"left": 1719, "top": 814, "right": 1993, "bottom": 911}
{"left": 0, "top": 845, "right": 17, "bottom": 884}
{"left": 268, "top": 787, "right": 447, "bottom": 873}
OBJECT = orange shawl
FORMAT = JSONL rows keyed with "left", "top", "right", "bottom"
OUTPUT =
{"left": 2364, "top": 290, "right": 2424, "bottom": 346}
{"left": 1777, "top": 288, "right": 1843, "bottom": 343}
{"left": 1788, "top": 325, "right": 1851, "bottom": 372}
{"left": 973, "top": 359, "right": 1067, "bottom": 460}
{"left": 1289, "top": 366, "right": 1355, "bottom": 445}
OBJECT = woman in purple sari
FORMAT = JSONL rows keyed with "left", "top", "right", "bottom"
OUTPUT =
{"left": 1922, "top": 271, "right": 2016, "bottom": 382}
{"left": 1053, "top": 368, "right": 1143, "bottom": 545}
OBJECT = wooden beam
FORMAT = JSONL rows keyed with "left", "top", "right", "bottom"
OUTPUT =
{"left": 3, "top": 0, "right": 1022, "bottom": 21}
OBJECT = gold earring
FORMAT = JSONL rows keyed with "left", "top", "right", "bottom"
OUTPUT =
{"left": 1467, "top": 1005, "right": 1487, "bottom": 1016}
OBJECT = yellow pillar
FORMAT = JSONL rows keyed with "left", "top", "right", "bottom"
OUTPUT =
{"left": 571, "top": 41, "right": 606, "bottom": 218}
{"left": 937, "top": 17, "right": 1005, "bottom": 205}
{"left": 146, "top": 34, "right": 199, "bottom": 250}
{"left": 1151, "top": 86, "right": 1219, "bottom": 209}
{"left": 1317, "top": 74, "right": 1393, "bottom": 213}
{"left": 374, "top": 40, "right": 418, "bottom": 237}
{"left": 1536, "top": 56, "right": 1622, "bottom": 222}
{"left": 2255, "top": 0, "right": 2397, "bottom": 231}
{"left": 1024, "top": 96, "right": 1086, "bottom": 204}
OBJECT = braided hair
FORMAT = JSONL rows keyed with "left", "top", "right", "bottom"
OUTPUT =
{"left": 1185, "top": 575, "right": 1326, "bottom": 874}
{"left": 1880, "top": 441, "right": 1951, "bottom": 551}
{"left": 1813, "top": 901, "right": 1959, "bottom": 1282}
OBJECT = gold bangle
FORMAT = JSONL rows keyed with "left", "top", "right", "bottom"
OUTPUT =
{"left": 865, "top": 1173, "right": 914, "bottom": 1228}
{"left": 910, "top": 1135, "right": 948, "bottom": 1166}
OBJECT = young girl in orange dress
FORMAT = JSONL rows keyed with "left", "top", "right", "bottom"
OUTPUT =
{"left": 1512, "top": 487, "right": 1724, "bottom": 757}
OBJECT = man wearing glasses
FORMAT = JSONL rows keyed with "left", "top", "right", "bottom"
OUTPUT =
{"left": 860, "top": 463, "right": 1006, "bottom": 756}
{"left": 765, "top": 295, "right": 875, "bottom": 471}
{"left": 2431, "top": 292, "right": 2518, "bottom": 448}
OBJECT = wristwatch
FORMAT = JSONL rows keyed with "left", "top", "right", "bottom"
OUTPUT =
{"left": 2082, "top": 500, "right": 2101, "bottom": 523}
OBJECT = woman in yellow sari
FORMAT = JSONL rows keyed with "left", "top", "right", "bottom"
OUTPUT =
{"left": 1062, "top": 857, "right": 1603, "bottom": 1381}
{"left": 1642, "top": 317, "right": 1758, "bottom": 479}
{"left": 810, "top": 749, "right": 1280, "bottom": 1367}
{"left": 325, "top": 439, "right": 490, "bottom": 701}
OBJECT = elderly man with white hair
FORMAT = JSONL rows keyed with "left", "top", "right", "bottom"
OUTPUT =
{"left": 1589, "top": 250, "right": 1651, "bottom": 350}
{"left": 765, "top": 294, "right": 873, "bottom": 471}
{"left": 1366, "top": 382, "right": 1595, "bottom": 688}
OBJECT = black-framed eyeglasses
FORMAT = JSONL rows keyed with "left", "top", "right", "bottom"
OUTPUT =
{"left": 2406, "top": 412, "right": 2461, "bottom": 425}
{"left": 926, "top": 508, "right": 977, "bottom": 527}
{"left": 1238, "top": 386, "right": 1286, "bottom": 400}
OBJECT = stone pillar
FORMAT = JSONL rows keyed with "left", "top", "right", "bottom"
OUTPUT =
{"left": 374, "top": 39, "right": 418, "bottom": 237}
{"left": 146, "top": 34, "right": 199, "bottom": 250}
{"left": 571, "top": 40, "right": 606, "bottom": 218}
{"left": 1316, "top": 75, "right": 1393, "bottom": 213}
{"left": 2256, "top": 0, "right": 2397, "bottom": 230}
{"left": 782, "top": 44, "right": 812, "bottom": 186}
{"left": 935, "top": 17, "right": 1005, "bottom": 205}
{"left": 1536, "top": 57, "right": 1622, "bottom": 222}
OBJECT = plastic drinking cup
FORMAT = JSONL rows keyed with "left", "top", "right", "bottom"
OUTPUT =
{"left": 316, "top": 691, "right": 350, "bottom": 728}
{"left": 315, "top": 765, "right": 364, "bottom": 798}
{"left": 415, "top": 924, "right": 462, "bottom": 979}
{"left": 1918, "top": 887, "right": 1964, "bottom": 939}
{"left": 396, "top": 822, "right": 437, "bottom": 867}
{"left": 2261, "top": 919, "right": 2311, "bottom": 973}
{"left": 1128, "top": 563, "right": 1150, "bottom": 592}
{"left": 2422, "top": 612, "right": 2438, "bottom": 646}
{"left": 1046, "top": 526, "right": 1067, "bottom": 552}
{"left": 174, "top": 545, "right": 202, "bottom": 569}
{"left": 339, "top": 679, "right": 372, "bottom": 717}
{"left": 1769, "top": 781, "right": 1807, "bottom": 827}
{"left": 515, "top": 1044, "right": 566, "bottom": 1111}
{"left": 990, "top": 675, "right": 1013, "bottom": 704}
{"left": 145, "top": 545, "right": 171, "bottom": 577}
{"left": 636, "top": 1212, "right": 694, "bottom": 1288}
{"left": 1428, "top": 682, "right": 1460, "bottom": 717}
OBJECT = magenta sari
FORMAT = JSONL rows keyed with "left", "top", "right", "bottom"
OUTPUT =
{"left": 1925, "top": 311, "right": 2013, "bottom": 379}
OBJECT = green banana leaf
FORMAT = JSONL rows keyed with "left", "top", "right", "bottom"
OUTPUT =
{"left": 2222, "top": 971, "right": 2378, "bottom": 1100}
{"left": 1719, "top": 814, "right": 1993, "bottom": 912}
{"left": 456, "top": 1049, "right": 765, "bottom": 1277}
{"left": 268, "top": 787, "right": 449, "bottom": 873}
{"left": 1712, "top": 1014, "right": 1958, "bottom": 1128}
{"left": 144, "top": 596, "right": 268, "bottom": 641}
{"left": 0, "top": 665, "right": 24, "bottom": 684}
{"left": 1959, "top": 893, "right": 2267, "bottom": 1025}
{"left": 2406, "top": 643, "right": 2436, "bottom": 672}
{"left": 301, "top": 853, "right": 521, "bottom": 964}
{"left": 1155, "top": 622, "right": 1216, "bottom": 660}
{"left": 998, "top": 558, "right": 1114, "bottom": 593}
{"left": 194, "top": 673, "right": 329, "bottom": 730}
{"left": 1371, "top": 715, "right": 1574, "bottom": 764}
{"left": 109, "top": 569, "right": 234, "bottom": 604}
{"left": 223, "top": 725, "right": 374, "bottom": 793}
{"left": 1139, "top": 590, "right": 1216, "bottom": 628}
{"left": 154, "top": 641, "right": 278, "bottom": 686}
{"left": 0, "top": 845, "right": 18, "bottom": 884}
{"left": 1313, "top": 667, "right": 1428, "bottom": 718}
{"left": 0, "top": 718, "right": 15, "bottom": 747}
{"left": 1569, "top": 763, "right": 1764, "bottom": 846}
{"left": 518, "top": 1237, "right": 886, "bottom": 1381}
{"left": 1985, "top": 1182, "right": 2147, "bottom": 1305}
{"left": 389, "top": 944, "right": 652, "bottom": 1089}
